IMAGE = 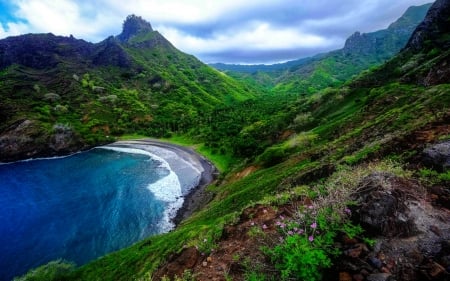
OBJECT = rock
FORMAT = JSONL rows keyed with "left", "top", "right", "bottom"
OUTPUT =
{"left": 353, "top": 273, "right": 364, "bottom": 281}
{"left": 345, "top": 244, "right": 365, "bottom": 258}
{"left": 202, "top": 261, "right": 208, "bottom": 267}
{"left": 152, "top": 247, "right": 200, "bottom": 280}
{"left": 429, "top": 261, "right": 446, "bottom": 277}
{"left": 422, "top": 141, "right": 450, "bottom": 172}
{"left": 366, "top": 273, "right": 392, "bottom": 281}
{"left": 351, "top": 173, "right": 418, "bottom": 237}
{"left": 339, "top": 272, "right": 352, "bottom": 281}
{"left": 369, "top": 257, "right": 383, "bottom": 269}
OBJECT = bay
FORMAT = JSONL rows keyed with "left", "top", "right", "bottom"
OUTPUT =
{"left": 0, "top": 148, "right": 180, "bottom": 281}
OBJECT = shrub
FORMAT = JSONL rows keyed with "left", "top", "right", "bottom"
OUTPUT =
{"left": 256, "top": 146, "right": 287, "bottom": 167}
{"left": 13, "top": 259, "right": 75, "bottom": 281}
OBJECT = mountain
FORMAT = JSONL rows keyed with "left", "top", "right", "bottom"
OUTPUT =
{"left": 212, "top": 3, "right": 432, "bottom": 94}
{"left": 0, "top": 15, "right": 256, "bottom": 162}
{"left": 66, "top": 1, "right": 448, "bottom": 280}
{"left": 9, "top": 1, "right": 450, "bottom": 280}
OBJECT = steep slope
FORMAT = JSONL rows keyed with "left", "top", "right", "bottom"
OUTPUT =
{"left": 22, "top": 1, "right": 448, "bottom": 281}
{"left": 212, "top": 3, "right": 432, "bottom": 94}
{"left": 0, "top": 15, "right": 255, "bottom": 162}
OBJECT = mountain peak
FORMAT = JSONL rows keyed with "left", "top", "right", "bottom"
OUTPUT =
{"left": 116, "top": 15, "right": 153, "bottom": 43}
{"left": 405, "top": 0, "right": 450, "bottom": 52}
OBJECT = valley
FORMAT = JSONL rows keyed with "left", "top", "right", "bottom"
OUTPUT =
{"left": 1, "top": 1, "right": 449, "bottom": 281}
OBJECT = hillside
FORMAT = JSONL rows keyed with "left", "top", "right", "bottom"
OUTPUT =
{"left": 8, "top": 0, "right": 450, "bottom": 280}
{"left": 212, "top": 3, "right": 432, "bottom": 95}
{"left": 0, "top": 15, "right": 256, "bottom": 162}
{"left": 58, "top": 0, "right": 448, "bottom": 280}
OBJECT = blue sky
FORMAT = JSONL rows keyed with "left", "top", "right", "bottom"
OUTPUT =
{"left": 0, "top": 0, "right": 434, "bottom": 64}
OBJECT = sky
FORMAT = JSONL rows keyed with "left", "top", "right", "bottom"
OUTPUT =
{"left": 0, "top": 0, "right": 434, "bottom": 64}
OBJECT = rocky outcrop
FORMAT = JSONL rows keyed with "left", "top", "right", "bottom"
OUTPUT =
{"left": 0, "top": 120, "right": 87, "bottom": 162}
{"left": 405, "top": 0, "right": 450, "bottom": 52}
{"left": 423, "top": 141, "right": 450, "bottom": 172}
{"left": 116, "top": 15, "right": 154, "bottom": 43}
{"left": 341, "top": 172, "right": 450, "bottom": 280}
{"left": 0, "top": 33, "right": 92, "bottom": 70}
{"left": 342, "top": 3, "right": 432, "bottom": 57}
{"left": 351, "top": 173, "right": 420, "bottom": 237}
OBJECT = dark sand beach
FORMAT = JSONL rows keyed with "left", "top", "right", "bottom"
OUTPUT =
{"left": 103, "top": 139, "right": 217, "bottom": 226}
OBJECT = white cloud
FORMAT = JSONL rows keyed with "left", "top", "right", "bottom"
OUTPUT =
{"left": 0, "top": 0, "right": 435, "bottom": 63}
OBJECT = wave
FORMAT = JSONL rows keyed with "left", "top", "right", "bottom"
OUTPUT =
{"left": 99, "top": 145, "right": 183, "bottom": 232}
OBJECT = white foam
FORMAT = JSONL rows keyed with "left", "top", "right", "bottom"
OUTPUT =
{"left": 99, "top": 145, "right": 184, "bottom": 232}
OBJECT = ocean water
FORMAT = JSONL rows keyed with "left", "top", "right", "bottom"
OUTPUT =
{"left": 0, "top": 146, "right": 199, "bottom": 281}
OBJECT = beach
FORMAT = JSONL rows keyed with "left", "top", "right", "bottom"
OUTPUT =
{"left": 102, "top": 139, "right": 217, "bottom": 226}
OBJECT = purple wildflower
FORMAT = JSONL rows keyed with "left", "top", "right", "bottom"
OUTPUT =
{"left": 287, "top": 230, "right": 294, "bottom": 235}
{"left": 309, "top": 235, "right": 314, "bottom": 242}
{"left": 310, "top": 222, "right": 317, "bottom": 229}
{"left": 262, "top": 224, "right": 268, "bottom": 230}
{"left": 345, "top": 208, "right": 352, "bottom": 214}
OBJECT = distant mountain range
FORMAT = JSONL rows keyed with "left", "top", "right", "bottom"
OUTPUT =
{"left": 210, "top": 3, "right": 432, "bottom": 94}
{"left": 0, "top": 15, "right": 256, "bottom": 161}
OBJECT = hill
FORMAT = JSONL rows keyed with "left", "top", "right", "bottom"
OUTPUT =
{"left": 211, "top": 3, "right": 432, "bottom": 94}
{"left": 0, "top": 15, "right": 256, "bottom": 162}
{"left": 9, "top": 1, "right": 450, "bottom": 280}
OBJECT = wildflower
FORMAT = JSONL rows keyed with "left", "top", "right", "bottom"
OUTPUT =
{"left": 293, "top": 227, "right": 298, "bottom": 232}
{"left": 287, "top": 230, "right": 294, "bottom": 236}
{"left": 345, "top": 208, "right": 352, "bottom": 215}
{"left": 308, "top": 235, "right": 314, "bottom": 242}
{"left": 280, "top": 223, "right": 286, "bottom": 228}
{"left": 308, "top": 205, "right": 314, "bottom": 209}
{"left": 310, "top": 222, "right": 317, "bottom": 229}
{"left": 250, "top": 221, "right": 255, "bottom": 226}
{"left": 279, "top": 215, "right": 285, "bottom": 220}
{"left": 263, "top": 209, "right": 268, "bottom": 214}
{"left": 275, "top": 221, "right": 281, "bottom": 226}
{"left": 297, "top": 229, "right": 304, "bottom": 235}
{"left": 279, "top": 237, "right": 284, "bottom": 242}
{"left": 262, "top": 224, "right": 268, "bottom": 230}
{"left": 203, "top": 238, "right": 208, "bottom": 243}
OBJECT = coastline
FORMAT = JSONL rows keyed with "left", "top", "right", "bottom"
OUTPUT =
{"left": 104, "top": 138, "right": 218, "bottom": 227}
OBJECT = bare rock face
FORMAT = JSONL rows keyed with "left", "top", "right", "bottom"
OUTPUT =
{"left": 0, "top": 120, "right": 85, "bottom": 162}
{"left": 351, "top": 172, "right": 419, "bottom": 237}
{"left": 152, "top": 246, "right": 200, "bottom": 280}
{"left": 349, "top": 172, "right": 450, "bottom": 280}
{"left": 0, "top": 120, "right": 48, "bottom": 162}
{"left": 423, "top": 141, "right": 450, "bottom": 172}
{"left": 406, "top": 0, "right": 450, "bottom": 52}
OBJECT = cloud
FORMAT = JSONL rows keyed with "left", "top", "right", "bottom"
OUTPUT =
{"left": 0, "top": 0, "right": 435, "bottom": 64}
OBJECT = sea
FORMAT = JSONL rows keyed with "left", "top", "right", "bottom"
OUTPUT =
{"left": 0, "top": 145, "right": 202, "bottom": 281}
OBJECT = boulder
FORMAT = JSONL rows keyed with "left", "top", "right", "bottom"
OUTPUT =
{"left": 423, "top": 141, "right": 450, "bottom": 172}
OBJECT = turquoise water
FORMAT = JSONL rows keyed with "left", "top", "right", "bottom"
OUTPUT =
{"left": 0, "top": 147, "right": 184, "bottom": 280}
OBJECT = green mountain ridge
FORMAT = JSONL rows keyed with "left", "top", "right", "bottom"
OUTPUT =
{"left": 3, "top": 1, "right": 450, "bottom": 280}
{"left": 0, "top": 15, "right": 256, "bottom": 162}
{"left": 211, "top": 3, "right": 433, "bottom": 95}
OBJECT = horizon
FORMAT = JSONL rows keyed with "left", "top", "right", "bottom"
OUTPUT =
{"left": 0, "top": 0, "right": 434, "bottom": 64}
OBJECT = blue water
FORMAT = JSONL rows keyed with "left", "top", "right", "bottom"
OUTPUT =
{"left": 0, "top": 148, "right": 172, "bottom": 281}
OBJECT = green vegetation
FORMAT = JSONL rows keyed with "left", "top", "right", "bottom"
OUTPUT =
{"left": 4, "top": 4, "right": 450, "bottom": 280}
{"left": 13, "top": 260, "right": 75, "bottom": 281}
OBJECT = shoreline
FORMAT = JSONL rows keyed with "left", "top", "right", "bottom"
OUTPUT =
{"left": 105, "top": 138, "right": 218, "bottom": 227}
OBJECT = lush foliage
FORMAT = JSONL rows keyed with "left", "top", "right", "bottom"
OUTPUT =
{"left": 13, "top": 260, "right": 75, "bottom": 281}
